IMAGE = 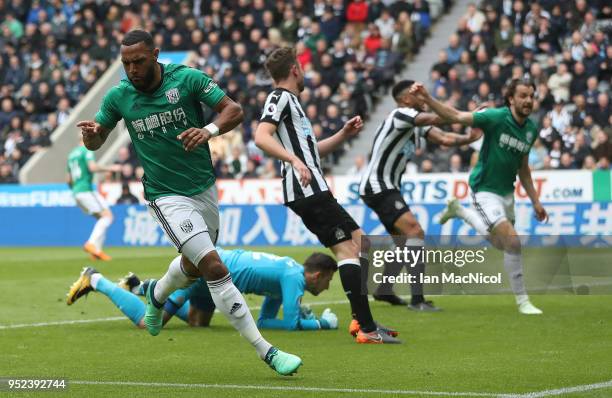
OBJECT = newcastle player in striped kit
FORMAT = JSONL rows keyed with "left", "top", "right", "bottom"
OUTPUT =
{"left": 255, "top": 47, "right": 400, "bottom": 344}
{"left": 359, "top": 80, "right": 481, "bottom": 311}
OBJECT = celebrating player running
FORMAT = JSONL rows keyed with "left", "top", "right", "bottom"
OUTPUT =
{"left": 76, "top": 30, "right": 302, "bottom": 375}
{"left": 410, "top": 79, "right": 548, "bottom": 315}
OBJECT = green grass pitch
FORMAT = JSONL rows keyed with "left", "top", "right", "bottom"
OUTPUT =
{"left": 1, "top": 247, "right": 611, "bottom": 397}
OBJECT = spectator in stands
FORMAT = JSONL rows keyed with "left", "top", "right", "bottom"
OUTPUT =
{"left": 591, "top": 93, "right": 610, "bottom": 128}
{"left": 260, "top": 159, "right": 280, "bottom": 179}
{"left": 449, "top": 154, "right": 463, "bottom": 173}
{"left": 346, "top": 0, "right": 369, "bottom": 25}
{"left": 568, "top": 31, "right": 587, "bottom": 62}
{"left": 572, "top": 132, "right": 592, "bottom": 168}
{"left": 242, "top": 159, "right": 259, "bottom": 179}
{"left": 571, "top": 95, "right": 588, "bottom": 128}
{"left": 120, "top": 164, "right": 135, "bottom": 183}
{"left": 529, "top": 139, "right": 548, "bottom": 170}
{"left": 364, "top": 23, "right": 383, "bottom": 55}
{"left": 375, "top": 9, "right": 395, "bottom": 40}
{"left": 547, "top": 63, "right": 572, "bottom": 102}
{"left": 116, "top": 183, "right": 139, "bottom": 205}
{"left": 494, "top": 16, "right": 514, "bottom": 53}
{"left": 570, "top": 62, "right": 588, "bottom": 98}
{"left": 559, "top": 152, "right": 575, "bottom": 169}
{"left": 446, "top": 33, "right": 464, "bottom": 65}
{"left": 584, "top": 76, "right": 600, "bottom": 113}
{"left": 549, "top": 140, "right": 563, "bottom": 169}
{"left": 227, "top": 146, "right": 247, "bottom": 178}
{"left": 347, "top": 154, "right": 367, "bottom": 176}
{"left": 0, "top": 162, "right": 17, "bottom": 184}
{"left": 420, "top": 159, "right": 434, "bottom": 173}
{"left": 0, "top": 0, "right": 450, "bottom": 183}
{"left": 432, "top": 50, "right": 452, "bottom": 78}
{"left": 582, "top": 155, "right": 596, "bottom": 170}
{"left": 549, "top": 101, "right": 571, "bottom": 137}
{"left": 465, "top": 3, "right": 486, "bottom": 33}
{"left": 390, "top": 13, "right": 414, "bottom": 58}
{"left": 592, "top": 129, "right": 612, "bottom": 164}
{"left": 218, "top": 163, "right": 234, "bottom": 179}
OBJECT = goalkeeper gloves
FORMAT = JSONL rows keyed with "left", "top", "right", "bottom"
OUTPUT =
{"left": 319, "top": 308, "right": 338, "bottom": 329}
{"left": 299, "top": 304, "right": 316, "bottom": 320}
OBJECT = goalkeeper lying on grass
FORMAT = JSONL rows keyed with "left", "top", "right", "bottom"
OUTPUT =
{"left": 66, "top": 248, "right": 340, "bottom": 330}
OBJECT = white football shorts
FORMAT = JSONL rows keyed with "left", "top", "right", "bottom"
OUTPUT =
{"left": 147, "top": 185, "right": 219, "bottom": 265}
{"left": 470, "top": 190, "right": 515, "bottom": 231}
{"left": 74, "top": 191, "right": 109, "bottom": 215}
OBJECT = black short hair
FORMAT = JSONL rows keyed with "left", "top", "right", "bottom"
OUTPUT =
{"left": 392, "top": 80, "right": 415, "bottom": 101}
{"left": 121, "top": 29, "right": 154, "bottom": 49}
{"left": 303, "top": 252, "right": 337, "bottom": 274}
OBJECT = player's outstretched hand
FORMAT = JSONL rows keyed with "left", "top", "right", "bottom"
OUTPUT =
{"left": 320, "top": 308, "right": 338, "bottom": 329}
{"left": 409, "top": 83, "right": 429, "bottom": 103}
{"left": 291, "top": 156, "right": 311, "bottom": 187}
{"left": 177, "top": 128, "right": 212, "bottom": 152}
{"left": 77, "top": 120, "right": 103, "bottom": 137}
{"left": 342, "top": 116, "right": 364, "bottom": 138}
{"left": 533, "top": 202, "right": 548, "bottom": 223}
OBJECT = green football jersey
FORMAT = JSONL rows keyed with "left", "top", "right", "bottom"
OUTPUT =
{"left": 95, "top": 63, "right": 225, "bottom": 201}
{"left": 67, "top": 145, "right": 95, "bottom": 194}
{"left": 469, "top": 107, "right": 538, "bottom": 196}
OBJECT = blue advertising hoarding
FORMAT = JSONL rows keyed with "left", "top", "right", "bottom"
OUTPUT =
{"left": 0, "top": 202, "right": 610, "bottom": 247}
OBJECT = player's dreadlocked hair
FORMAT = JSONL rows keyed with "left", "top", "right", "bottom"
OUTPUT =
{"left": 121, "top": 29, "right": 154, "bottom": 49}
{"left": 504, "top": 78, "right": 536, "bottom": 106}
{"left": 265, "top": 47, "right": 298, "bottom": 82}
{"left": 303, "top": 252, "right": 338, "bottom": 274}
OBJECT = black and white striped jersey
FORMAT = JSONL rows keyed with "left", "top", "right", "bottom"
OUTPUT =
{"left": 359, "top": 107, "right": 431, "bottom": 196}
{"left": 260, "top": 88, "right": 329, "bottom": 203}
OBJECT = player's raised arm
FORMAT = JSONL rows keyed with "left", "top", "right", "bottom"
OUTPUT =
{"left": 411, "top": 83, "right": 474, "bottom": 126}
{"left": 317, "top": 116, "right": 363, "bottom": 157}
{"left": 412, "top": 112, "right": 448, "bottom": 127}
{"left": 425, "top": 126, "right": 482, "bottom": 147}
{"left": 518, "top": 155, "right": 548, "bottom": 223}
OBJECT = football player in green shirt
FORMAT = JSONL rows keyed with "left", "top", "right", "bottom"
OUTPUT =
{"left": 76, "top": 30, "right": 301, "bottom": 376}
{"left": 67, "top": 135, "right": 120, "bottom": 261}
{"left": 411, "top": 79, "right": 548, "bottom": 315}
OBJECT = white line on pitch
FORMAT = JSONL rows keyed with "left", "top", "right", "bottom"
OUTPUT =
{"left": 0, "top": 316, "right": 126, "bottom": 330}
{"left": 71, "top": 380, "right": 512, "bottom": 397}
{"left": 0, "top": 299, "right": 352, "bottom": 330}
{"left": 514, "top": 379, "right": 612, "bottom": 397}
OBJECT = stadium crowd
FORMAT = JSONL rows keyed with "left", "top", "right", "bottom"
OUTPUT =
{"left": 1, "top": 0, "right": 609, "bottom": 185}
{"left": 0, "top": 0, "right": 447, "bottom": 184}
{"left": 410, "top": 0, "right": 612, "bottom": 174}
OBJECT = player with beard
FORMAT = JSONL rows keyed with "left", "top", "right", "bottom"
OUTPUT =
{"left": 411, "top": 78, "right": 549, "bottom": 315}
{"left": 76, "top": 30, "right": 302, "bottom": 376}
